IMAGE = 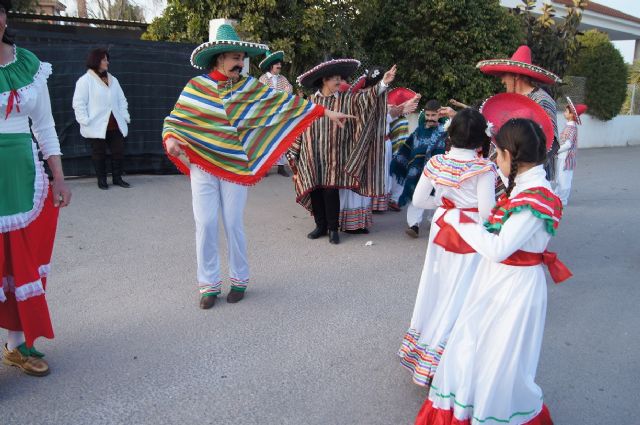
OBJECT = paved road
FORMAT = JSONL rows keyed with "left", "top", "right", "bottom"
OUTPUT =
{"left": 1, "top": 147, "right": 638, "bottom": 424}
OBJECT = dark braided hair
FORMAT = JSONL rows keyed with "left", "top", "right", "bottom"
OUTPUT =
{"left": 494, "top": 118, "right": 547, "bottom": 197}
{"left": 447, "top": 108, "right": 491, "bottom": 158}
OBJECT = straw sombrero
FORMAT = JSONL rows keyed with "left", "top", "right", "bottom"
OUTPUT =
{"left": 477, "top": 45, "right": 561, "bottom": 85}
{"left": 481, "top": 93, "right": 555, "bottom": 151}
{"left": 190, "top": 24, "right": 268, "bottom": 70}
{"left": 259, "top": 50, "right": 285, "bottom": 72}
{"left": 566, "top": 97, "right": 588, "bottom": 125}
{"left": 296, "top": 59, "right": 361, "bottom": 89}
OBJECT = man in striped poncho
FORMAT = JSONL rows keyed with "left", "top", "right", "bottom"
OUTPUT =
{"left": 288, "top": 59, "right": 397, "bottom": 245}
{"left": 163, "top": 24, "right": 352, "bottom": 309}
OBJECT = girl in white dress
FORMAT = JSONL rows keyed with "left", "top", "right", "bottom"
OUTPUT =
{"left": 415, "top": 117, "right": 572, "bottom": 425}
{"left": 399, "top": 108, "right": 496, "bottom": 386}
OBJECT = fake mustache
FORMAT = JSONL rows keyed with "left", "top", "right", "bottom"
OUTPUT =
{"left": 426, "top": 120, "right": 438, "bottom": 124}
{"left": 230, "top": 66, "right": 243, "bottom": 73}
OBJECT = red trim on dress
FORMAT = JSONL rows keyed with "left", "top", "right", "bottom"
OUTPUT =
{"left": 0, "top": 188, "right": 58, "bottom": 346}
{"left": 415, "top": 399, "right": 553, "bottom": 425}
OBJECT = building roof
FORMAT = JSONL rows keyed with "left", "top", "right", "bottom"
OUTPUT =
{"left": 553, "top": 0, "right": 640, "bottom": 25}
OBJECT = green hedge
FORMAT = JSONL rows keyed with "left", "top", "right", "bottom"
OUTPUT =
{"left": 568, "top": 30, "right": 628, "bottom": 121}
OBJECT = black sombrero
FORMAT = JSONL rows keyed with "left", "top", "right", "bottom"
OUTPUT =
{"left": 296, "top": 58, "right": 361, "bottom": 89}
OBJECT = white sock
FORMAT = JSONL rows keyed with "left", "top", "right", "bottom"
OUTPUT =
{"left": 7, "top": 331, "right": 25, "bottom": 350}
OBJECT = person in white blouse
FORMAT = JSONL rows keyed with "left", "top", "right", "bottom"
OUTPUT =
{"left": 1, "top": 0, "right": 71, "bottom": 377}
{"left": 72, "top": 48, "right": 131, "bottom": 189}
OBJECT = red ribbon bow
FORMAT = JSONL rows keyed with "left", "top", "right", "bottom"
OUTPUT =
{"left": 433, "top": 197, "right": 478, "bottom": 254}
{"left": 542, "top": 251, "right": 573, "bottom": 284}
{"left": 5, "top": 89, "right": 21, "bottom": 120}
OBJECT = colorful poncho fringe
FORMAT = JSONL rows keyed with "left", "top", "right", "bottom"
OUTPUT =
{"left": 163, "top": 73, "right": 323, "bottom": 185}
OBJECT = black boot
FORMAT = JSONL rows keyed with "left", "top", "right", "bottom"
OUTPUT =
{"left": 112, "top": 159, "right": 131, "bottom": 188}
{"left": 277, "top": 165, "right": 290, "bottom": 177}
{"left": 307, "top": 226, "right": 328, "bottom": 239}
{"left": 93, "top": 159, "right": 109, "bottom": 190}
{"left": 329, "top": 230, "right": 340, "bottom": 244}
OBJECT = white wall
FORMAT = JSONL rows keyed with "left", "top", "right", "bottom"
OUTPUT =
{"left": 557, "top": 114, "right": 640, "bottom": 148}
{"left": 405, "top": 112, "right": 640, "bottom": 149}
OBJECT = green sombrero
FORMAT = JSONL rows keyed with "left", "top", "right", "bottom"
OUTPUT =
{"left": 259, "top": 51, "right": 285, "bottom": 72}
{"left": 190, "top": 24, "right": 269, "bottom": 70}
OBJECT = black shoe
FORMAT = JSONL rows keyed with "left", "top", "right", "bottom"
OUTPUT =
{"left": 113, "top": 176, "right": 131, "bottom": 188}
{"left": 344, "top": 228, "right": 369, "bottom": 235}
{"left": 277, "top": 165, "right": 290, "bottom": 177}
{"left": 111, "top": 160, "right": 131, "bottom": 188}
{"left": 93, "top": 159, "right": 109, "bottom": 190}
{"left": 405, "top": 225, "right": 419, "bottom": 238}
{"left": 97, "top": 178, "right": 109, "bottom": 190}
{"left": 199, "top": 294, "right": 217, "bottom": 309}
{"left": 227, "top": 290, "right": 245, "bottom": 303}
{"left": 329, "top": 230, "right": 340, "bottom": 244}
{"left": 307, "top": 226, "right": 328, "bottom": 239}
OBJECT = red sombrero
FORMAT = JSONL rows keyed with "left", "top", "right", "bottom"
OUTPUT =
{"left": 566, "top": 97, "right": 588, "bottom": 125}
{"left": 388, "top": 87, "right": 417, "bottom": 106}
{"left": 477, "top": 45, "right": 561, "bottom": 85}
{"left": 481, "top": 93, "right": 555, "bottom": 151}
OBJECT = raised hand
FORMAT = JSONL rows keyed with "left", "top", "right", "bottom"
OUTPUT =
{"left": 402, "top": 94, "right": 421, "bottom": 115}
{"left": 383, "top": 64, "right": 397, "bottom": 85}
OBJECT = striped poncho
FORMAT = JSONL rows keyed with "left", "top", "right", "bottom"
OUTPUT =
{"left": 163, "top": 72, "right": 323, "bottom": 185}
{"left": 389, "top": 117, "right": 409, "bottom": 153}
{"left": 288, "top": 85, "right": 388, "bottom": 212}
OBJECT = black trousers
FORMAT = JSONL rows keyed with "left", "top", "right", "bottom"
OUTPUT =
{"left": 89, "top": 129, "right": 124, "bottom": 161}
{"left": 310, "top": 188, "right": 339, "bottom": 231}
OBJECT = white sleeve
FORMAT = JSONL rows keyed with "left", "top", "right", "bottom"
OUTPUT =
{"left": 412, "top": 173, "right": 436, "bottom": 210}
{"left": 444, "top": 208, "right": 544, "bottom": 262}
{"left": 377, "top": 80, "right": 388, "bottom": 95}
{"left": 114, "top": 77, "right": 130, "bottom": 123}
{"left": 476, "top": 171, "right": 497, "bottom": 221}
{"left": 72, "top": 76, "right": 90, "bottom": 127}
{"left": 30, "top": 80, "right": 61, "bottom": 159}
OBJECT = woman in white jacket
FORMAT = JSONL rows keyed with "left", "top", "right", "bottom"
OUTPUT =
{"left": 72, "top": 48, "right": 131, "bottom": 189}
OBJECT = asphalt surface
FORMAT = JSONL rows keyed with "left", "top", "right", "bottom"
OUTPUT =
{"left": 0, "top": 146, "right": 638, "bottom": 425}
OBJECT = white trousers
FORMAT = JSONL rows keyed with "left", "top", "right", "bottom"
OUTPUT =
{"left": 406, "top": 203, "right": 424, "bottom": 227}
{"left": 390, "top": 179, "right": 404, "bottom": 203}
{"left": 407, "top": 202, "right": 433, "bottom": 227}
{"left": 556, "top": 169, "right": 573, "bottom": 206}
{"left": 190, "top": 165, "right": 249, "bottom": 295}
{"left": 555, "top": 152, "right": 573, "bottom": 206}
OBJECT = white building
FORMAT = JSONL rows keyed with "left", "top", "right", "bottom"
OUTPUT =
{"left": 501, "top": 0, "right": 640, "bottom": 61}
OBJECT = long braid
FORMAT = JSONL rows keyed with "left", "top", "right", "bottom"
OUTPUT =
{"left": 481, "top": 135, "right": 491, "bottom": 158}
{"left": 505, "top": 158, "right": 518, "bottom": 198}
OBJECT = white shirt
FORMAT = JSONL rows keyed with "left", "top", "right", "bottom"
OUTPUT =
{"left": 72, "top": 70, "right": 130, "bottom": 139}
{"left": 413, "top": 147, "right": 496, "bottom": 221}
{"left": 445, "top": 165, "right": 553, "bottom": 262}
{"left": 0, "top": 60, "right": 60, "bottom": 159}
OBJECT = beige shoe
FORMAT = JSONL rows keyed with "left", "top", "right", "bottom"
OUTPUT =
{"left": 2, "top": 344, "right": 50, "bottom": 377}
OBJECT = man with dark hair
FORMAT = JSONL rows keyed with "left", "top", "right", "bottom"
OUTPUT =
{"left": 390, "top": 99, "right": 447, "bottom": 238}
{"left": 163, "top": 24, "right": 352, "bottom": 309}
{"left": 289, "top": 60, "right": 396, "bottom": 245}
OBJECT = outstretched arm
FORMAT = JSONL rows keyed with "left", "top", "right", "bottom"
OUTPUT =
{"left": 444, "top": 209, "right": 544, "bottom": 262}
